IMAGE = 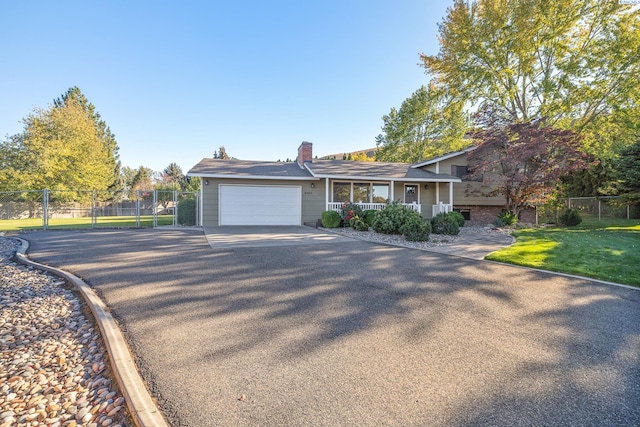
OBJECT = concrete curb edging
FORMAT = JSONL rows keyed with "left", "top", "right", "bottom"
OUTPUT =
{"left": 14, "top": 238, "right": 169, "bottom": 427}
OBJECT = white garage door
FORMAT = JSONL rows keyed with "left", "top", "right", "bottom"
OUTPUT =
{"left": 219, "top": 185, "right": 302, "bottom": 225}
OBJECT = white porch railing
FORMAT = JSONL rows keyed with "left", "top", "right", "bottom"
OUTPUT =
{"left": 327, "top": 202, "right": 421, "bottom": 213}
{"left": 432, "top": 202, "right": 453, "bottom": 216}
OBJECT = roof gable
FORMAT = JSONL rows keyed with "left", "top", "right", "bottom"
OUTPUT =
{"left": 410, "top": 146, "right": 477, "bottom": 169}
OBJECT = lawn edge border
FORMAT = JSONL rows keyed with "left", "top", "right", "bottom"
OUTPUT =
{"left": 13, "top": 237, "right": 170, "bottom": 427}
{"left": 483, "top": 258, "right": 640, "bottom": 291}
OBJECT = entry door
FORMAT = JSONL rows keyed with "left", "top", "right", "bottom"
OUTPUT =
{"left": 404, "top": 185, "right": 418, "bottom": 204}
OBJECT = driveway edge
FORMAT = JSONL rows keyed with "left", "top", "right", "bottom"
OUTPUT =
{"left": 14, "top": 238, "right": 169, "bottom": 427}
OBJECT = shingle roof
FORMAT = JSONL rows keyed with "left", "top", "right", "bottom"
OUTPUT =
{"left": 306, "top": 160, "right": 459, "bottom": 182}
{"left": 187, "top": 159, "right": 314, "bottom": 179}
{"left": 187, "top": 158, "right": 460, "bottom": 182}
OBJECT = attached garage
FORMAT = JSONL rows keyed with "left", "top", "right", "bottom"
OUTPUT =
{"left": 219, "top": 184, "right": 302, "bottom": 226}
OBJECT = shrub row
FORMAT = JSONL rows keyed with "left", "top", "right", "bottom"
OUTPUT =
{"left": 321, "top": 205, "right": 467, "bottom": 241}
{"left": 369, "top": 203, "right": 430, "bottom": 241}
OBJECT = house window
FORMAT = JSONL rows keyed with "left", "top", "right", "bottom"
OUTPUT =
{"left": 332, "top": 182, "right": 391, "bottom": 203}
{"left": 353, "top": 182, "right": 370, "bottom": 203}
{"left": 451, "top": 165, "right": 468, "bottom": 178}
{"left": 405, "top": 185, "right": 418, "bottom": 204}
{"left": 372, "top": 184, "right": 388, "bottom": 203}
{"left": 332, "top": 182, "right": 350, "bottom": 202}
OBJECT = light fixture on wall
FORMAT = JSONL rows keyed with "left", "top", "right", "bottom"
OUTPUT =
{"left": 424, "top": 184, "right": 429, "bottom": 189}
{"left": 204, "top": 180, "right": 209, "bottom": 185}
{"left": 311, "top": 183, "right": 315, "bottom": 188}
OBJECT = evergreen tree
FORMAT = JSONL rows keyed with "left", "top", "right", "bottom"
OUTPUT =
{"left": 162, "top": 163, "right": 184, "bottom": 188}
{"left": 612, "top": 138, "right": 640, "bottom": 204}
{"left": 218, "top": 146, "right": 229, "bottom": 159}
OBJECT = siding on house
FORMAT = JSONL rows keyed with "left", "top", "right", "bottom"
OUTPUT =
{"left": 454, "top": 182, "right": 507, "bottom": 206}
{"left": 201, "top": 178, "right": 324, "bottom": 226}
{"left": 417, "top": 152, "right": 506, "bottom": 207}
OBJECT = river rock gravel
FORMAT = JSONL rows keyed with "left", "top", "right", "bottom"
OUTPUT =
{"left": 321, "top": 224, "right": 512, "bottom": 250}
{"left": 0, "top": 236, "right": 131, "bottom": 427}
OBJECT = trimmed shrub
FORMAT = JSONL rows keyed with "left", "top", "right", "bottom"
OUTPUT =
{"left": 350, "top": 215, "right": 369, "bottom": 231}
{"left": 177, "top": 198, "right": 197, "bottom": 226}
{"left": 559, "top": 208, "right": 582, "bottom": 226}
{"left": 399, "top": 215, "right": 431, "bottom": 241}
{"left": 431, "top": 212, "right": 460, "bottom": 235}
{"left": 372, "top": 203, "right": 410, "bottom": 234}
{"left": 449, "top": 211, "right": 465, "bottom": 227}
{"left": 495, "top": 210, "right": 518, "bottom": 227}
{"left": 363, "top": 209, "right": 377, "bottom": 226}
{"left": 321, "top": 210, "right": 341, "bottom": 228}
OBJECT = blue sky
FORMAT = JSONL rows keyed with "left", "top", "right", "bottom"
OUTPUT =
{"left": 0, "top": 1, "right": 450, "bottom": 173}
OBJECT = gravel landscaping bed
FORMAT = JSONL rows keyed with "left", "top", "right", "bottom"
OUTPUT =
{"left": 0, "top": 236, "right": 131, "bottom": 427}
{"left": 321, "top": 224, "right": 512, "bottom": 250}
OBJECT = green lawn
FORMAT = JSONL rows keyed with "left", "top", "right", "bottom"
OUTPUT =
{"left": 487, "top": 221, "right": 640, "bottom": 287}
{"left": 0, "top": 215, "right": 175, "bottom": 231}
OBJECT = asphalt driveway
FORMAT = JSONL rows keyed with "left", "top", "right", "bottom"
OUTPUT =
{"left": 19, "top": 228, "right": 640, "bottom": 426}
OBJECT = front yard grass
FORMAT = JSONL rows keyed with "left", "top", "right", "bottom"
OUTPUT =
{"left": 0, "top": 215, "right": 174, "bottom": 231}
{"left": 486, "top": 220, "right": 640, "bottom": 287}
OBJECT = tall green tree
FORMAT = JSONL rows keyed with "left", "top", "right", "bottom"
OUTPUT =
{"left": 54, "top": 87, "right": 121, "bottom": 188}
{"left": 0, "top": 98, "right": 116, "bottom": 198}
{"left": 421, "top": 0, "right": 640, "bottom": 158}
{"left": 375, "top": 85, "right": 469, "bottom": 163}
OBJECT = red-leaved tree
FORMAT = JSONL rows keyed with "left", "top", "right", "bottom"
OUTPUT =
{"left": 468, "top": 109, "right": 588, "bottom": 218}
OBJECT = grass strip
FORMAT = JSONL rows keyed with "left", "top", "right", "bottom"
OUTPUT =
{"left": 0, "top": 215, "right": 175, "bottom": 231}
{"left": 487, "top": 221, "right": 640, "bottom": 287}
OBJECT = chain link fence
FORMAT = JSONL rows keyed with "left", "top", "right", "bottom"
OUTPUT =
{"left": 537, "top": 196, "right": 639, "bottom": 224}
{"left": 0, "top": 189, "right": 200, "bottom": 230}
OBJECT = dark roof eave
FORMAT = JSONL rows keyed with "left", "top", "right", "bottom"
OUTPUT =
{"left": 307, "top": 173, "right": 461, "bottom": 183}
{"left": 186, "top": 172, "right": 318, "bottom": 181}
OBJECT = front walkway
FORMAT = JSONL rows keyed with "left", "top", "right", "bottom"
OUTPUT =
{"left": 323, "top": 225, "right": 515, "bottom": 260}
{"left": 203, "top": 225, "right": 356, "bottom": 248}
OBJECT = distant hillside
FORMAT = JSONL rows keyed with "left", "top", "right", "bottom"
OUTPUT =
{"left": 320, "top": 147, "right": 377, "bottom": 160}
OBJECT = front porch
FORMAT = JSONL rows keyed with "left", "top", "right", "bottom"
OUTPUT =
{"left": 323, "top": 178, "right": 455, "bottom": 218}
{"left": 327, "top": 201, "right": 453, "bottom": 216}
{"left": 327, "top": 202, "right": 422, "bottom": 213}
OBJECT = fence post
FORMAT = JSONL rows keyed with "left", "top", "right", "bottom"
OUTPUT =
{"left": 91, "top": 191, "right": 96, "bottom": 228}
{"left": 197, "top": 193, "right": 201, "bottom": 227}
{"left": 153, "top": 191, "right": 157, "bottom": 228}
{"left": 173, "top": 191, "right": 178, "bottom": 227}
{"left": 598, "top": 200, "right": 601, "bottom": 222}
{"left": 43, "top": 189, "right": 48, "bottom": 230}
{"left": 136, "top": 191, "right": 141, "bottom": 228}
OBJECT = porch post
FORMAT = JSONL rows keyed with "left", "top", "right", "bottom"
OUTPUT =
{"left": 435, "top": 182, "right": 440, "bottom": 204}
{"left": 325, "top": 178, "right": 329, "bottom": 210}
{"left": 449, "top": 182, "right": 454, "bottom": 205}
{"left": 390, "top": 180, "right": 395, "bottom": 202}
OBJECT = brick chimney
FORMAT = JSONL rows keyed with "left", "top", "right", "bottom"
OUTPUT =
{"left": 297, "top": 141, "right": 313, "bottom": 168}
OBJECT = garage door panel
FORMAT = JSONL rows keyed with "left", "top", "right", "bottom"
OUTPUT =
{"left": 219, "top": 185, "right": 301, "bottom": 225}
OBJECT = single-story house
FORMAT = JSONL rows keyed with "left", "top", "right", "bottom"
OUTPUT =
{"left": 187, "top": 141, "right": 522, "bottom": 227}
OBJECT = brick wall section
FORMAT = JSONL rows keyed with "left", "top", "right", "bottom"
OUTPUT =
{"left": 456, "top": 205, "right": 536, "bottom": 225}
{"left": 297, "top": 141, "right": 313, "bottom": 167}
